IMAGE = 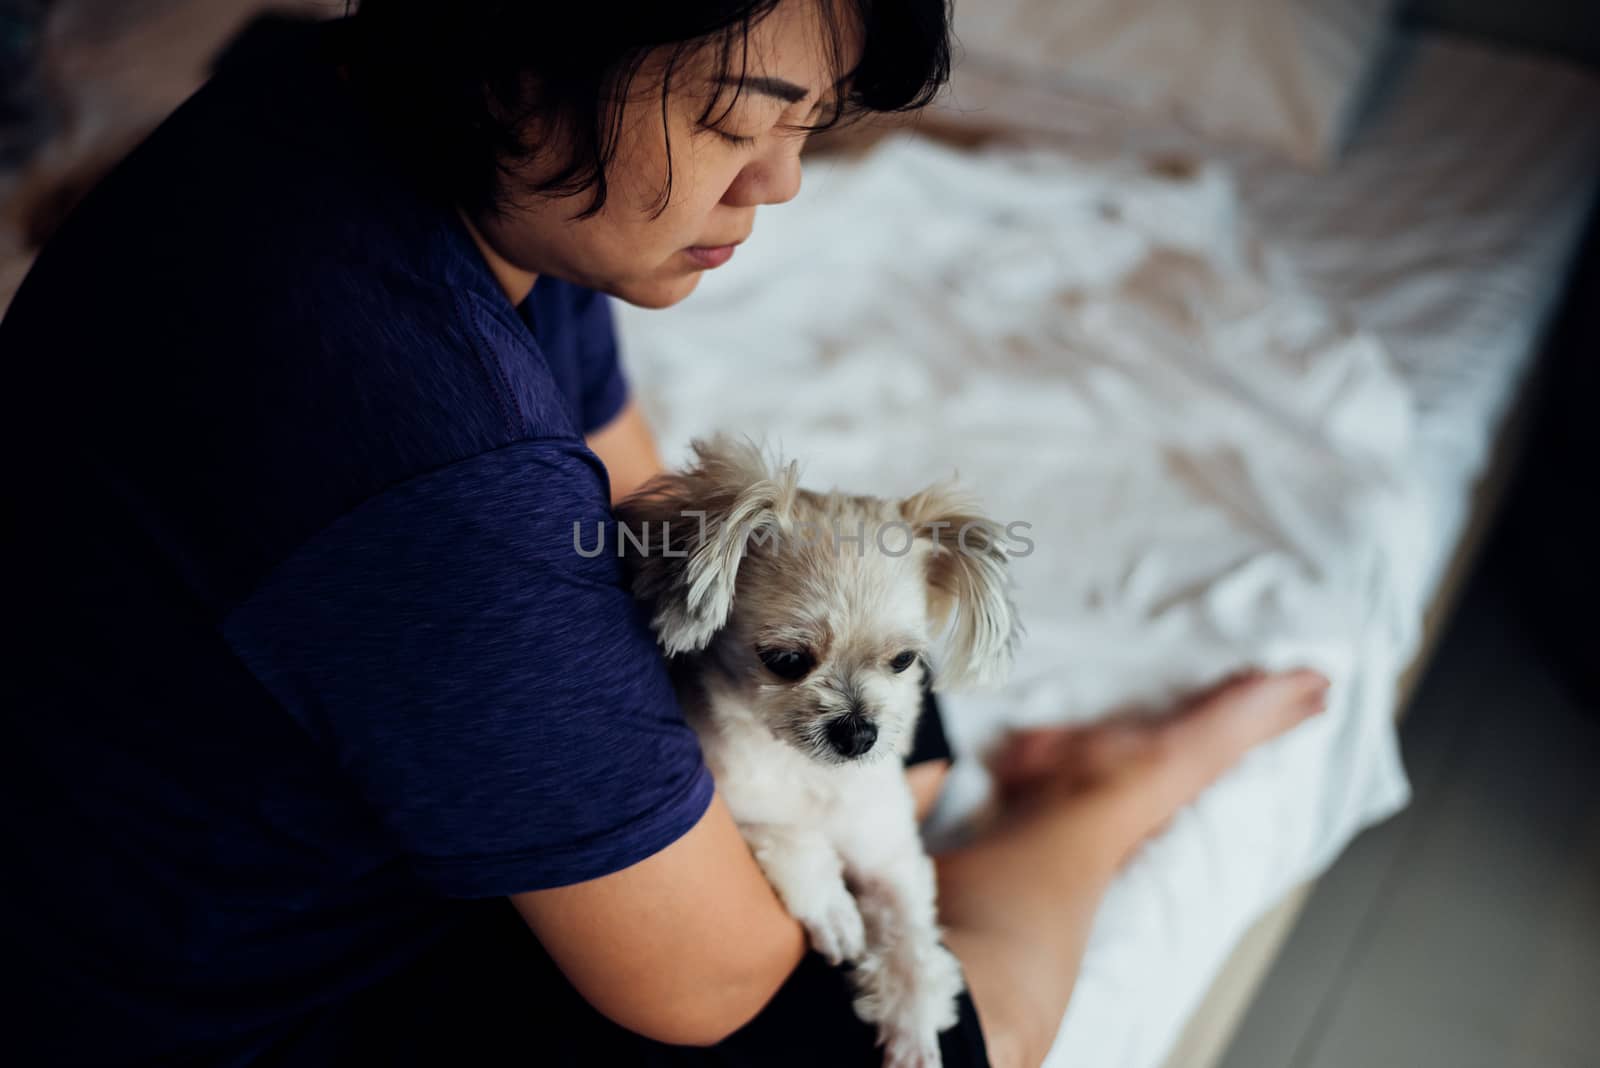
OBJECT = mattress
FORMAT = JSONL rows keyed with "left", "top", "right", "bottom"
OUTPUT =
{"left": 614, "top": 32, "right": 1600, "bottom": 1068}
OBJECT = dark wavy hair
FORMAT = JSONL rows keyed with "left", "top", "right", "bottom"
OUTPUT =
{"left": 343, "top": 1, "right": 952, "bottom": 219}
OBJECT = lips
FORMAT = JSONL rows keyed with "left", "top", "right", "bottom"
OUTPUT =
{"left": 684, "top": 244, "right": 738, "bottom": 269}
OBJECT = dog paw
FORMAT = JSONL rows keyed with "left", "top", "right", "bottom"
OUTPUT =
{"left": 797, "top": 887, "right": 866, "bottom": 965}
{"left": 857, "top": 942, "right": 963, "bottom": 1030}
{"left": 882, "top": 1026, "right": 943, "bottom": 1068}
{"left": 919, "top": 944, "right": 965, "bottom": 1031}
{"left": 854, "top": 942, "right": 964, "bottom": 1068}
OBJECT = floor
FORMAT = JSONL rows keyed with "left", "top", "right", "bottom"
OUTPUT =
{"left": 1218, "top": 530, "right": 1600, "bottom": 1067}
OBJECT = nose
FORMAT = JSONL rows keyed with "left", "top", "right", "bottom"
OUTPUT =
{"left": 724, "top": 143, "right": 804, "bottom": 208}
{"left": 761, "top": 146, "right": 803, "bottom": 205}
{"left": 825, "top": 714, "right": 878, "bottom": 758}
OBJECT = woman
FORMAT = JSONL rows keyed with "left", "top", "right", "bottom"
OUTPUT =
{"left": 1, "top": 3, "right": 1328, "bottom": 1066}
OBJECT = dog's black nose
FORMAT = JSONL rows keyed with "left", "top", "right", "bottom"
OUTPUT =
{"left": 826, "top": 715, "right": 878, "bottom": 758}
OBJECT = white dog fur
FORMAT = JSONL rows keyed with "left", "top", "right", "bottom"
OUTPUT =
{"left": 617, "top": 436, "right": 1020, "bottom": 1068}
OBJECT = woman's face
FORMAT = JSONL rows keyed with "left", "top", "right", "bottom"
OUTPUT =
{"left": 472, "top": 1, "right": 852, "bottom": 309}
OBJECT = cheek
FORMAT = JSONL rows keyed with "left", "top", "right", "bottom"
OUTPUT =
{"left": 646, "top": 175, "right": 736, "bottom": 256}
{"left": 615, "top": 115, "right": 724, "bottom": 217}
{"left": 758, "top": 673, "right": 848, "bottom": 723}
{"left": 753, "top": 684, "right": 834, "bottom": 748}
{"left": 659, "top": 130, "right": 760, "bottom": 237}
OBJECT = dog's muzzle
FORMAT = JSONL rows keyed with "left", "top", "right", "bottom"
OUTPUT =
{"left": 825, "top": 713, "right": 878, "bottom": 758}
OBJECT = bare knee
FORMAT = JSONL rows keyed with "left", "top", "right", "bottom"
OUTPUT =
{"left": 943, "top": 927, "right": 1058, "bottom": 1068}
{"left": 980, "top": 1024, "right": 1033, "bottom": 1068}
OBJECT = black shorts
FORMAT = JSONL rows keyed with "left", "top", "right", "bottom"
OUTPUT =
{"left": 274, "top": 691, "right": 989, "bottom": 1067}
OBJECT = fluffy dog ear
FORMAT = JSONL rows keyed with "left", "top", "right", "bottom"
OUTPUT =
{"left": 899, "top": 483, "right": 1020, "bottom": 689}
{"left": 616, "top": 435, "right": 798, "bottom": 656}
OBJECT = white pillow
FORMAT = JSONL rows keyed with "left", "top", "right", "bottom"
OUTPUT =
{"left": 951, "top": 0, "right": 1398, "bottom": 167}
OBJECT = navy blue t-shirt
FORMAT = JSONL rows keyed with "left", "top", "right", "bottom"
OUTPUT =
{"left": 0, "top": 22, "right": 712, "bottom": 1066}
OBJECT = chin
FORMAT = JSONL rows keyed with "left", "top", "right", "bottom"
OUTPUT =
{"left": 609, "top": 270, "right": 703, "bottom": 310}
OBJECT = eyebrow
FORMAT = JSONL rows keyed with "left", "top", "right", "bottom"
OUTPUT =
{"left": 717, "top": 75, "right": 811, "bottom": 105}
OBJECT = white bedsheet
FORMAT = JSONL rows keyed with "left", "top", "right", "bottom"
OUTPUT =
{"left": 943, "top": 31, "right": 1600, "bottom": 601}
{"left": 612, "top": 34, "right": 1599, "bottom": 1068}
{"left": 1234, "top": 35, "right": 1600, "bottom": 600}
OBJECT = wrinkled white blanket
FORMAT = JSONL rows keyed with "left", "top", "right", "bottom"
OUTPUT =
{"left": 614, "top": 135, "right": 1424, "bottom": 1067}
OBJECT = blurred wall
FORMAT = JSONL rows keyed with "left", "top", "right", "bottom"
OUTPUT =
{"left": 1406, "top": 0, "right": 1600, "bottom": 68}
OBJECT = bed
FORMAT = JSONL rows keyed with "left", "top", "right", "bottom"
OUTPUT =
{"left": 1149, "top": 33, "right": 1600, "bottom": 1068}
{"left": 611, "top": 27, "right": 1600, "bottom": 1068}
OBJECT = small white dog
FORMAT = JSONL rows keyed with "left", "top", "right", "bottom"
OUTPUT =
{"left": 617, "top": 437, "right": 1020, "bottom": 1068}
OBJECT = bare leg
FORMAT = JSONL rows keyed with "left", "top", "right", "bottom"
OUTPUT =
{"left": 934, "top": 668, "right": 1329, "bottom": 1068}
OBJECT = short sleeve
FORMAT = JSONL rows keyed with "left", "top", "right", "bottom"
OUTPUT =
{"left": 223, "top": 440, "right": 712, "bottom": 897}
{"left": 571, "top": 286, "right": 630, "bottom": 434}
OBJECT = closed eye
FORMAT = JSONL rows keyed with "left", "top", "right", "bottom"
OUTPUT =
{"left": 889, "top": 650, "right": 918, "bottom": 674}
{"left": 759, "top": 647, "right": 816, "bottom": 681}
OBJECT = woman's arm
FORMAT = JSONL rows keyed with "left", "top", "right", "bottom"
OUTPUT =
{"left": 586, "top": 398, "right": 666, "bottom": 505}
{"left": 511, "top": 792, "right": 807, "bottom": 1046}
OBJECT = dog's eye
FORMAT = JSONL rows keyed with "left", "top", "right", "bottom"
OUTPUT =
{"left": 889, "top": 650, "right": 918, "bottom": 674}
{"left": 759, "top": 648, "right": 816, "bottom": 681}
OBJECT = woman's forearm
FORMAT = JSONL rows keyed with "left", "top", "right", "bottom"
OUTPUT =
{"left": 586, "top": 398, "right": 667, "bottom": 504}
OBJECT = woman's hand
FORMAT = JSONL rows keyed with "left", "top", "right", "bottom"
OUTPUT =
{"left": 907, "top": 759, "right": 951, "bottom": 824}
